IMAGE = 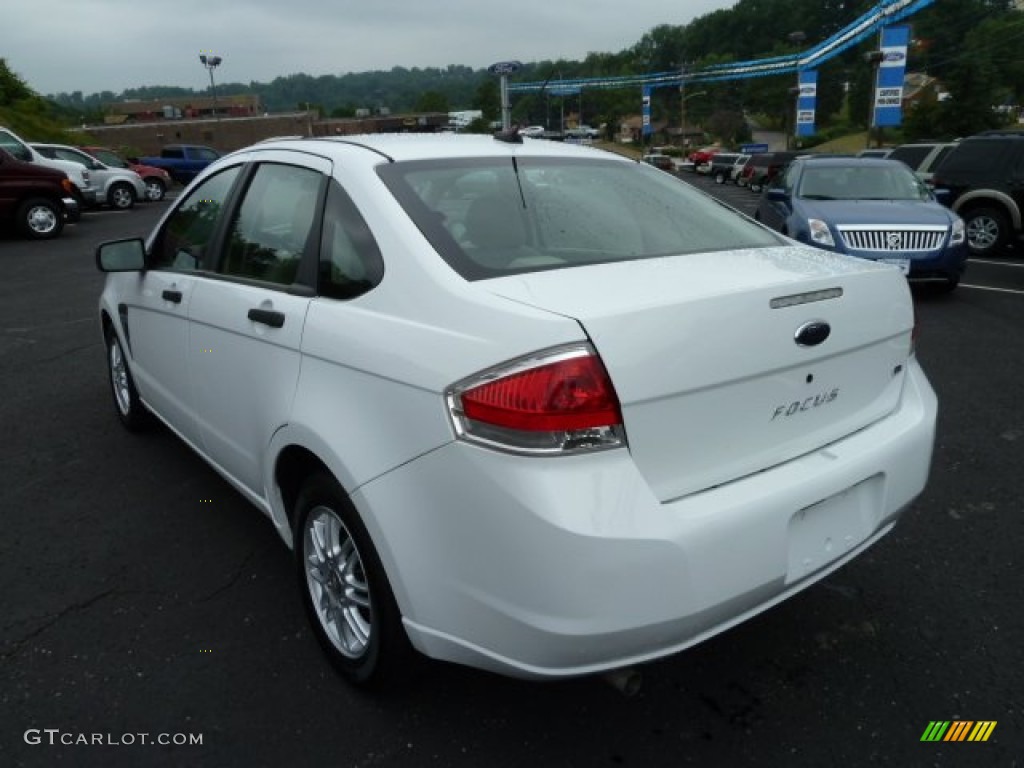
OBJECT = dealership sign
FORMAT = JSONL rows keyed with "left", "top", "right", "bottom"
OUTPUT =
{"left": 795, "top": 70, "right": 818, "bottom": 137}
{"left": 873, "top": 26, "right": 910, "bottom": 127}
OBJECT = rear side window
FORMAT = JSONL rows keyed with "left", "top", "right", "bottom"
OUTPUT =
{"left": 317, "top": 179, "right": 384, "bottom": 300}
{"left": 889, "top": 146, "right": 931, "bottom": 169}
{"left": 939, "top": 140, "right": 1005, "bottom": 174}
{"left": 379, "top": 156, "right": 784, "bottom": 280}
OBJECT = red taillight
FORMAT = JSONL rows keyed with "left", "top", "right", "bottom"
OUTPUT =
{"left": 462, "top": 354, "right": 621, "bottom": 432}
{"left": 448, "top": 345, "right": 625, "bottom": 454}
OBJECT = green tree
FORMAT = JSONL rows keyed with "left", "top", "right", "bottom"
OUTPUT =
{"left": 0, "top": 58, "right": 32, "bottom": 107}
{"left": 415, "top": 90, "right": 450, "bottom": 113}
{"left": 472, "top": 78, "right": 500, "bottom": 122}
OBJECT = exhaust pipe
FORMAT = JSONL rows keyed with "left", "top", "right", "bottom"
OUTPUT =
{"left": 603, "top": 667, "right": 642, "bottom": 697}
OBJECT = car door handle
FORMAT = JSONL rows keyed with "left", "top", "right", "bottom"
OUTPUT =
{"left": 247, "top": 308, "right": 285, "bottom": 328}
{"left": 162, "top": 289, "right": 183, "bottom": 303}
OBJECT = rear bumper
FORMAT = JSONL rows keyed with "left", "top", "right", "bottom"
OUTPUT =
{"left": 61, "top": 197, "right": 81, "bottom": 223}
{"left": 355, "top": 358, "right": 937, "bottom": 679}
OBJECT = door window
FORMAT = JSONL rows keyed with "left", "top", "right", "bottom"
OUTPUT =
{"left": 150, "top": 166, "right": 241, "bottom": 272}
{"left": 221, "top": 163, "right": 323, "bottom": 286}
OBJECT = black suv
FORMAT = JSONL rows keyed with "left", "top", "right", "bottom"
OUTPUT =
{"left": 930, "top": 132, "right": 1024, "bottom": 256}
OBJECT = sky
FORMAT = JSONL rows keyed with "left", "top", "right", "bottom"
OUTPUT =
{"left": 4, "top": 0, "right": 737, "bottom": 97}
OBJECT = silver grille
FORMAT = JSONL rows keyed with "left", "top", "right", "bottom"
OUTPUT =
{"left": 837, "top": 225, "right": 947, "bottom": 254}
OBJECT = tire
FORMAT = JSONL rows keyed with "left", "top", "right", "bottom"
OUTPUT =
{"left": 295, "top": 473, "right": 411, "bottom": 687}
{"left": 143, "top": 178, "right": 166, "bottom": 202}
{"left": 963, "top": 206, "right": 1010, "bottom": 257}
{"left": 714, "top": 171, "right": 726, "bottom": 184}
{"left": 16, "top": 197, "right": 64, "bottom": 240}
{"left": 749, "top": 180, "right": 763, "bottom": 194}
{"left": 108, "top": 182, "right": 135, "bottom": 210}
{"left": 105, "top": 328, "right": 152, "bottom": 431}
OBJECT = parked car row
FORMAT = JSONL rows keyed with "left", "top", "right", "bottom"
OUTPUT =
{"left": 1, "top": 124, "right": 218, "bottom": 240}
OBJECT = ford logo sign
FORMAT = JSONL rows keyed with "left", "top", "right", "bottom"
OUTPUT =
{"left": 883, "top": 51, "right": 906, "bottom": 62}
{"left": 794, "top": 321, "right": 831, "bottom": 347}
{"left": 488, "top": 61, "right": 523, "bottom": 75}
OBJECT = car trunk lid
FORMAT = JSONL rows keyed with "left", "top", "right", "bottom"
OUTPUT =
{"left": 484, "top": 246, "right": 914, "bottom": 502}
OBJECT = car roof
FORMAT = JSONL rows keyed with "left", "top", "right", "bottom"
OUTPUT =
{"left": 243, "top": 134, "right": 623, "bottom": 164}
{"left": 793, "top": 156, "right": 906, "bottom": 168}
{"left": 31, "top": 141, "right": 87, "bottom": 152}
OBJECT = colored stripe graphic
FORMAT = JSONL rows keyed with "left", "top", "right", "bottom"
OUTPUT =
{"left": 921, "top": 721, "right": 949, "bottom": 741}
{"left": 920, "top": 721, "right": 996, "bottom": 742}
{"left": 945, "top": 721, "right": 972, "bottom": 741}
{"left": 968, "top": 722, "right": 997, "bottom": 742}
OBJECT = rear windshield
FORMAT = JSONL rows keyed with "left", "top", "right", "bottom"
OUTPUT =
{"left": 378, "top": 156, "right": 784, "bottom": 280}
{"left": 938, "top": 140, "right": 1007, "bottom": 174}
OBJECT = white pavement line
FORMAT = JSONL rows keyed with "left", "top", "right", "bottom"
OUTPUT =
{"left": 969, "top": 258, "right": 1024, "bottom": 268}
{"left": 959, "top": 283, "right": 1024, "bottom": 296}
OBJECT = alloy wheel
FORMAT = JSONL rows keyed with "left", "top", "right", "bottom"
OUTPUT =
{"left": 303, "top": 505, "right": 373, "bottom": 659}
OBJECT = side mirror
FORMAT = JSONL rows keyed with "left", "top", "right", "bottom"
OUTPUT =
{"left": 96, "top": 238, "right": 146, "bottom": 272}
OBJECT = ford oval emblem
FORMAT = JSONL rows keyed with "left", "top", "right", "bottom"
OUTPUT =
{"left": 794, "top": 321, "right": 831, "bottom": 347}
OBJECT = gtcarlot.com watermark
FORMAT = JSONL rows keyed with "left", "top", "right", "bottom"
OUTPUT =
{"left": 24, "top": 728, "right": 203, "bottom": 747}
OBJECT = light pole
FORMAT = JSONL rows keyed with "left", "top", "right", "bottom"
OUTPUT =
{"left": 785, "top": 86, "right": 801, "bottom": 150}
{"left": 785, "top": 32, "right": 806, "bottom": 150}
{"left": 680, "top": 90, "right": 707, "bottom": 151}
{"left": 864, "top": 49, "right": 885, "bottom": 149}
{"left": 199, "top": 53, "right": 222, "bottom": 119}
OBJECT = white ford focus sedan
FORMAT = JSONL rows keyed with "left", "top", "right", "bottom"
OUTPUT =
{"left": 96, "top": 134, "right": 937, "bottom": 687}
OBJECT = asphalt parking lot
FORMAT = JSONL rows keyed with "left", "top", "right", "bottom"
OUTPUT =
{"left": 1, "top": 190, "right": 1021, "bottom": 767}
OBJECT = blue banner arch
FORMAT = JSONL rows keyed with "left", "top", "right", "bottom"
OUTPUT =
{"left": 508, "top": 0, "right": 935, "bottom": 94}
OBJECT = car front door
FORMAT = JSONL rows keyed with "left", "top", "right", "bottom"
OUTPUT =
{"left": 187, "top": 152, "right": 328, "bottom": 497}
{"left": 123, "top": 164, "right": 243, "bottom": 447}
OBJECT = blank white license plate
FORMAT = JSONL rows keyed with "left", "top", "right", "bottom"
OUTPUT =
{"left": 786, "top": 478, "right": 879, "bottom": 582}
{"left": 879, "top": 258, "right": 910, "bottom": 275}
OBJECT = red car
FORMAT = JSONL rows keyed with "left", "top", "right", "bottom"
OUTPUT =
{"left": 688, "top": 147, "right": 720, "bottom": 173}
{"left": 79, "top": 146, "right": 172, "bottom": 202}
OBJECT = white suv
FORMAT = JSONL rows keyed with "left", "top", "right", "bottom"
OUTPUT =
{"left": 31, "top": 142, "right": 146, "bottom": 210}
{"left": 96, "top": 134, "right": 937, "bottom": 688}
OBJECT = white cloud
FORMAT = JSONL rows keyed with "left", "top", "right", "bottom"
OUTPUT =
{"left": 4, "top": 0, "right": 736, "bottom": 95}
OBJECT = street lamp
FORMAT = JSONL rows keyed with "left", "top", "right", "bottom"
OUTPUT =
{"left": 199, "top": 53, "right": 222, "bottom": 119}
